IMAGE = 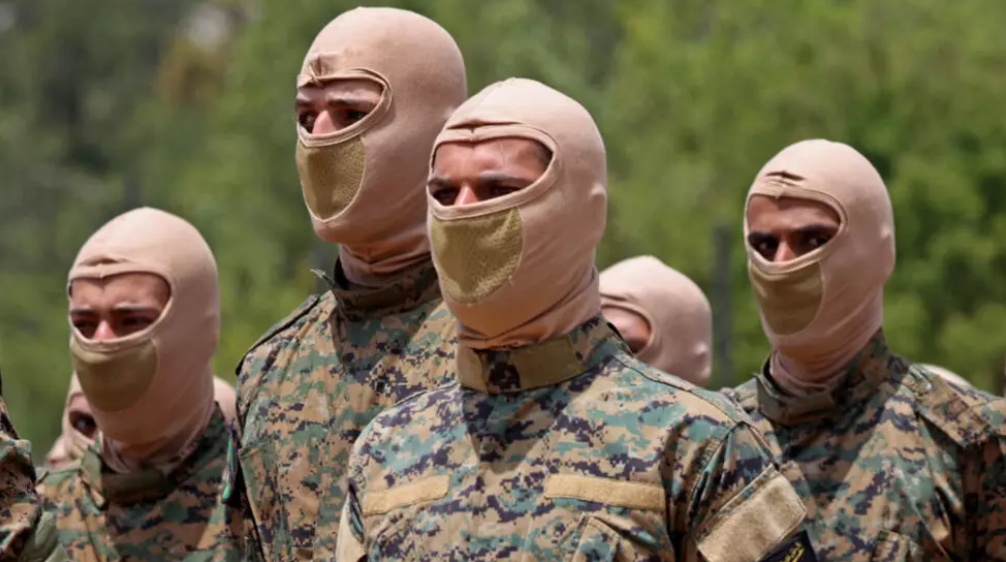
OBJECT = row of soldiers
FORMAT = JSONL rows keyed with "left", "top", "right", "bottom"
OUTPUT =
{"left": 0, "top": 5, "right": 1004, "bottom": 562}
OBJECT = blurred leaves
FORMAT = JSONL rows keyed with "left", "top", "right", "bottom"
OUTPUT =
{"left": 4, "top": 0, "right": 1006, "bottom": 454}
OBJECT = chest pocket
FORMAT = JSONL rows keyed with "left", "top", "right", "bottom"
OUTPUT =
{"left": 871, "top": 531, "right": 925, "bottom": 562}
{"left": 362, "top": 476, "right": 451, "bottom": 562}
{"left": 239, "top": 440, "right": 292, "bottom": 561}
{"left": 523, "top": 474, "right": 674, "bottom": 562}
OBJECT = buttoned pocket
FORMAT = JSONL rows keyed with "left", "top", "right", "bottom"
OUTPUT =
{"left": 871, "top": 531, "right": 923, "bottom": 562}
{"left": 363, "top": 476, "right": 450, "bottom": 562}
{"left": 521, "top": 474, "right": 673, "bottom": 561}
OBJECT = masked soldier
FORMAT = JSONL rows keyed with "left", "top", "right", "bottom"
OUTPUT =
{"left": 600, "top": 255, "right": 713, "bottom": 386}
{"left": 224, "top": 8, "right": 467, "bottom": 560}
{"left": 40, "top": 207, "right": 237, "bottom": 561}
{"left": 726, "top": 139, "right": 1006, "bottom": 560}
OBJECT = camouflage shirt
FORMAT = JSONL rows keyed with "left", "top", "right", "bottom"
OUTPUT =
{"left": 337, "top": 316, "right": 810, "bottom": 562}
{"left": 725, "top": 331, "right": 1006, "bottom": 561}
{"left": 39, "top": 407, "right": 236, "bottom": 561}
{"left": 0, "top": 394, "right": 66, "bottom": 562}
{"left": 228, "top": 260, "right": 456, "bottom": 561}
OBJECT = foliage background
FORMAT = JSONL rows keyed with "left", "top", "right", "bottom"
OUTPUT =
{"left": 3, "top": 0, "right": 1006, "bottom": 455}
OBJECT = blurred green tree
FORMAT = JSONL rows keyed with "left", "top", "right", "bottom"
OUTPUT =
{"left": 6, "top": 0, "right": 1006, "bottom": 455}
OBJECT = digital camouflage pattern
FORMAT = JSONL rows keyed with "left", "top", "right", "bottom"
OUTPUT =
{"left": 230, "top": 261, "right": 456, "bottom": 561}
{"left": 337, "top": 316, "right": 809, "bottom": 562}
{"left": 725, "top": 331, "right": 1006, "bottom": 561}
{"left": 39, "top": 407, "right": 240, "bottom": 561}
{"left": 0, "top": 389, "right": 67, "bottom": 562}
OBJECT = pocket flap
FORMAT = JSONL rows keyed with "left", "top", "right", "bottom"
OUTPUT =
{"left": 363, "top": 475, "right": 450, "bottom": 516}
{"left": 544, "top": 474, "right": 665, "bottom": 511}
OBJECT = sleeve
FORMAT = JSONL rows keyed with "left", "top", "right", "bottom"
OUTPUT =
{"left": 335, "top": 479, "right": 367, "bottom": 562}
{"left": 0, "top": 397, "right": 67, "bottom": 562}
{"left": 683, "top": 421, "right": 810, "bottom": 562}
{"left": 967, "top": 404, "right": 1006, "bottom": 559}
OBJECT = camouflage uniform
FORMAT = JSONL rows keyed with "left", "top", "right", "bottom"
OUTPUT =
{"left": 39, "top": 407, "right": 238, "bottom": 561}
{"left": 227, "top": 262, "right": 456, "bottom": 561}
{"left": 338, "top": 316, "right": 810, "bottom": 562}
{"left": 725, "top": 331, "right": 1006, "bottom": 561}
{"left": 0, "top": 394, "right": 66, "bottom": 562}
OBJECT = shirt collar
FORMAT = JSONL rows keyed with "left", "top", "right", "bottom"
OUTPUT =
{"left": 458, "top": 316, "right": 621, "bottom": 394}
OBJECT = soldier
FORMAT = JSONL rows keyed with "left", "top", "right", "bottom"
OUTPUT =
{"left": 0, "top": 361, "right": 67, "bottom": 561}
{"left": 39, "top": 207, "right": 238, "bottom": 561}
{"left": 725, "top": 139, "right": 1006, "bottom": 560}
{"left": 223, "top": 7, "right": 466, "bottom": 561}
{"left": 336, "top": 78, "right": 811, "bottom": 562}
{"left": 600, "top": 255, "right": 713, "bottom": 386}
{"left": 44, "top": 375, "right": 96, "bottom": 470}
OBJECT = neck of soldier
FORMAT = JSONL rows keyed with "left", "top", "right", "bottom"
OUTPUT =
{"left": 769, "top": 331, "right": 879, "bottom": 397}
{"left": 337, "top": 236, "right": 430, "bottom": 288}
{"left": 101, "top": 395, "right": 214, "bottom": 474}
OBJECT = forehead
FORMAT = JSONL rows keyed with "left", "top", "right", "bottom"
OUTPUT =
{"left": 70, "top": 272, "right": 170, "bottom": 306}
{"left": 433, "top": 138, "right": 546, "bottom": 169}
{"left": 746, "top": 195, "right": 841, "bottom": 229}
{"left": 296, "top": 78, "right": 383, "bottom": 100}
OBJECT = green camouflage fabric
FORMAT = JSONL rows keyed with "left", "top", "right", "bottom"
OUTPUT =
{"left": 0, "top": 391, "right": 67, "bottom": 562}
{"left": 337, "top": 316, "right": 809, "bottom": 562}
{"left": 724, "top": 330, "right": 1006, "bottom": 561}
{"left": 39, "top": 407, "right": 240, "bottom": 561}
{"left": 230, "top": 260, "right": 456, "bottom": 561}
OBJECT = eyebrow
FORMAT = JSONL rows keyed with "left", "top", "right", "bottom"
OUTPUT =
{"left": 324, "top": 94, "right": 378, "bottom": 108}
{"left": 480, "top": 173, "right": 532, "bottom": 185}
{"left": 427, "top": 177, "right": 456, "bottom": 190}
{"left": 793, "top": 224, "right": 839, "bottom": 236}
{"left": 746, "top": 231, "right": 776, "bottom": 241}
{"left": 111, "top": 305, "right": 162, "bottom": 315}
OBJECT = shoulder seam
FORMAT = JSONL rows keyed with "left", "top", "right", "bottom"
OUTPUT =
{"left": 236, "top": 294, "right": 323, "bottom": 372}
{"left": 612, "top": 352, "right": 747, "bottom": 425}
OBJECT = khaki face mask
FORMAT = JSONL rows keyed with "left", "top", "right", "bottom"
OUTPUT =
{"left": 599, "top": 256, "right": 712, "bottom": 386}
{"left": 428, "top": 78, "right": 607, "bottom": 349}
{"left": 295, "top": 7, "right": 467, "bottom": 286}
{"left": 744, "top": 139, "right": 895, "bottom": 393}
{"left": 68, "top": 207, "right": 219, "bottom": 470}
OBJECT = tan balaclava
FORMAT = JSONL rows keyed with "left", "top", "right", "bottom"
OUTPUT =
{"left": 212, "top": 376, "right": 237, "bottom": 424}
{"left": 296, "top": 7, "right": 467, "bottom": 287}
{"left": 45, "top": 373, "right": 96, "bottom": 467}
{"left": 600, "top": 256, "right": 712, "bottom": 386}
{"left": 429, "top": 78, "right": 607, "bottom": 349}
{"left": 745, "top": 139, "right": 895, "bottom": 395}
{"left": 920, "top": 364, "right": 971, "bottom": 388}
{"left": 68, "top": 207, "right": 219, "bottom": 472}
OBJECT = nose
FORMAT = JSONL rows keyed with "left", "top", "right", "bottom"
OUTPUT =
{"left": 93, "top": 321, "right": 116, "bottom": 341}
{"left": 312, "top": 110, "right": 337, "bottom": 135}
{"left": 775, "top": 242, "right": 798, "bottom": 263}
{"left": 456, "top": 186, "right": 480, "bottom": 206}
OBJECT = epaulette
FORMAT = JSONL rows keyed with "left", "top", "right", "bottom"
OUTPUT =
{"left": 907, "top": 364, "right": 998, "bottom": 447}
{"left": 628, "top": 357, "right": 751, "bottom": 424}
{"left": 235, "top": 294, "right": 322, "bottom": 374}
